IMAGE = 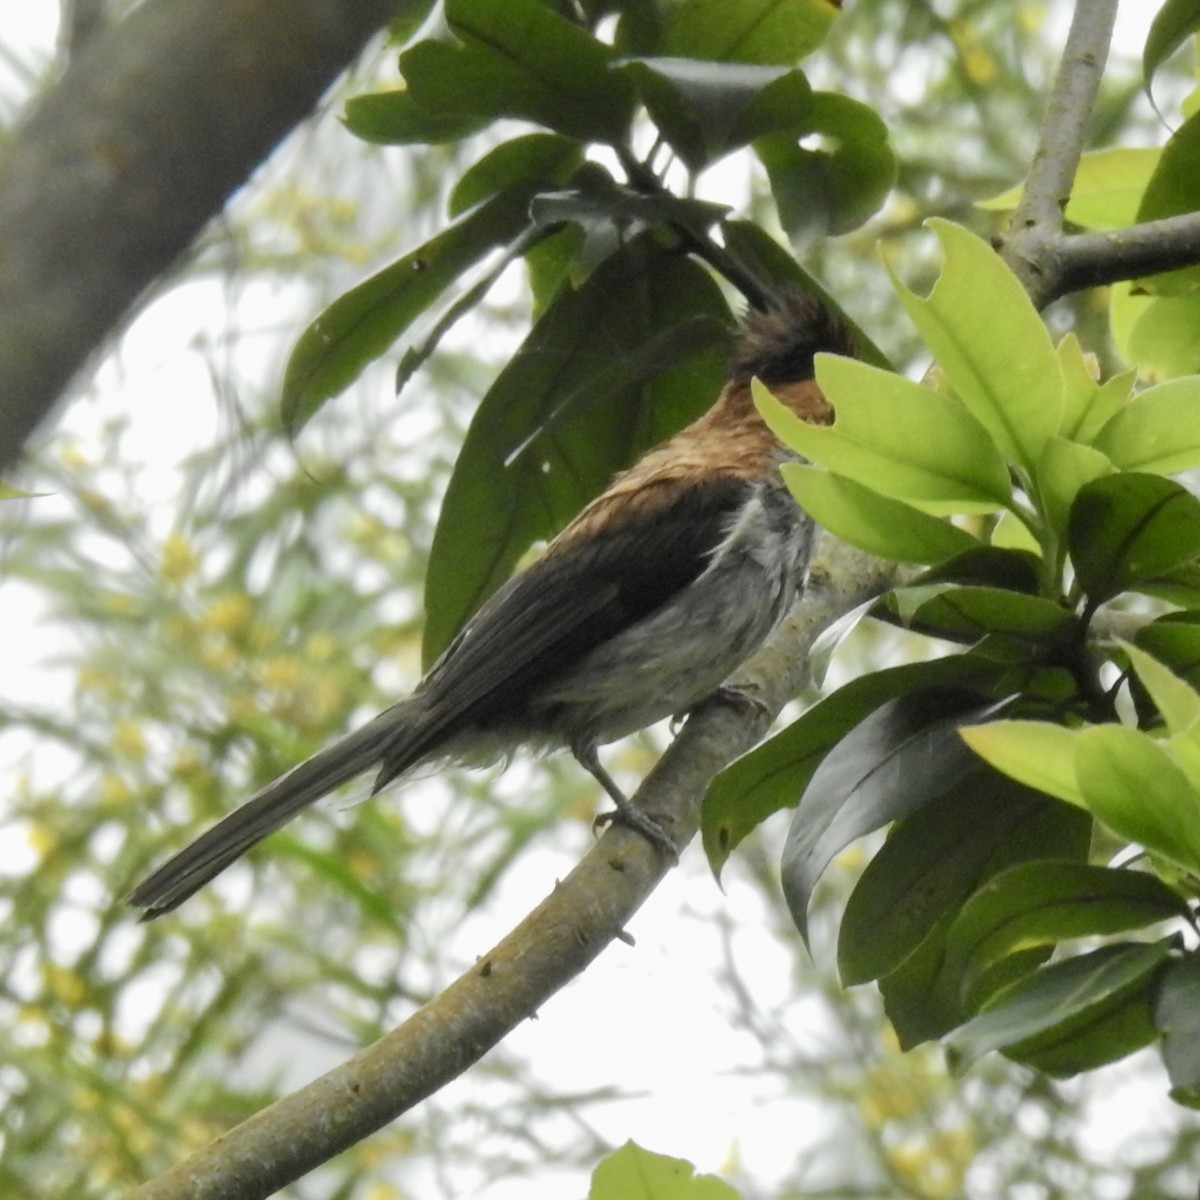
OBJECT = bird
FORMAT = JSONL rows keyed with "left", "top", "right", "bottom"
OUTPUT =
{"left": 128, "top": 290, "right": 856, "bottom": 918}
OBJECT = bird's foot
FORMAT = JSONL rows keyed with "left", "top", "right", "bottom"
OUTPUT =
{"left": 593, "top": 803, "right": 679, "bottom": 861}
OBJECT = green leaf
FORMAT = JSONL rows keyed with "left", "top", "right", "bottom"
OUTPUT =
{"left": 912, "top": 546, "right": 1042, "bottom": 593}
{"left": 1124, "top": 641, "right": 1200, "bottom": 735}
{"left": 282, "top": 188, "right": 536, "bottom": 431}
{"left": 979, "top": 148, "right": 1161, "bottom": 231}
{"left": 839, "top": 784, "right": 1091, "bottom": 986}
{"left": 618, "top": 58, "right": 799, "bottom": 171}
{"left": 781, "top": 690, "right": 1004, "bottom": 941}
{"left": 702, "top": 658, "right": 996, "bottom": 874}
{"left": 1092, "top": 377, "right": 1200, "bottom": 474}
{"left": 1069, "top": 473, "right": 1200, "bottom": 603}
{"left": 1112, "top": 286, "right": 1200, "bottom": 380}
{"left": 1076, "top": 725, "right": 1200, "bottom": 873}
{"left": 342, "top": 89, "right": 488, "bottom": 145}
{"left": 1144, "top": 0, "right": 1200, "bottom": 102}
{"left": 529, "top": 185, "right": 729, "bottom": 243}
{"left": 1070, "top": 369, "right": 1135, "bottom": 445}
{"left": 759, "top": 359, "right": 1012, "bottom": 511}
{"left": 946, "top": 941, "right": 1171, "bottom": 1076}
{"left": 755, "top": 93, "right": 896, "bottom": 236}
{"left": 1154, "top": 955, "right": 1200, "bottom": 1108}
{"left": 780, "top": 465, "right": 981, "bottom": 564}
{"left": 401, "top": 0, "right": 635, "bottom": 143}
{"left": 661, "top": 0, "right": 838, "bottom": 65}
{"left": 590, "top": 1142, "right": 741, "bottom": 1200}
{"left": 1137, "top": 616, "right": 1200, "bottom": 694}
{"left": 449, "top": 134, "right": 583, "bottom": 217}
{"left": 895, "top": 585, "right": 1075, "bottom": 647}
{"left": 1134, "top": 110, "right": 1200, "bottom": 295}
{"left": 1035, "top": 437, "right": 1114, "bottom": 538}
{"left": 944, "top": 862, "right": 1187, "bottom": 1003}
{"left": 422, "top": 239, "right": 731, "bottom": 664}
{"left": 960, "top": 720, "right": 1086, "bottom": 807}
{"left": 1055, "top": 332, "right": 1099, "bottom": 438}
{"left": 891, "top": 219, "right": 1063, "bottom": 475}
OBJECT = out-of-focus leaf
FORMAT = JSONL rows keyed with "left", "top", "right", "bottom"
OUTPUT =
{"left": 1113, "top": 286, "right": 1200, "bottom": 380}
{"left": 282, "top": 188, "right": 537, "bottom": 431}
{"left": 978, "top": 148, "right": 1161, "bottom": 230}
{"left": 1134, "top": 110, "right": 1200, "bottom": 295}
{"left": 423, "top": 239, "right": 731, "bottom": 664}
{"left": 759, "top": 360, "right": 1012, "bottom": 512}
{"left": 1069, "top": 473, "right": 1200, "bottom": 604}
{"left": 661, "top": 0, "right": 839, "bottom": 65}
{"left": 756, "top": 93, "right": 896, "bottom": 236}
{"left": 702, "top": 657, "right": 995, "bottom": 873}
{"left": 780, "top": 465, "right": 981, "bottom": 563}
{"left": 590, "top": 1142, "right": 741, "bottom": 1200}
{"left": 343, "top": 89, "right": 488, "bottom": 145}
{"left": 1154, "top": 954, "right": 1200, "bottom": 1108}
{"left": 400, "top": 0, "right": 635, "bottom": 143}
{"left": 449, "top": 134, "right": 584, "bottom": 217}
{"left": 945, "top": 941, "right": 1171, "bottom": 1077}
{"left": 781, "top": 690, "right": 1006, "bottom": 941}
{"left": 1092, "top": 377, "right": 1200, "bottom": 474}
{"left": 839, "top": 783, "right": 1091, "bottom": 986}
{"left": 891, "top": 220, "right": 1063, "bottom": 475}
{"left": 529, "top": 186, "right": 730, "bottom": 242}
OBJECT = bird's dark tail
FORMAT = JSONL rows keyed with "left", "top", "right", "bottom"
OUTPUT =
{"left": 127, "top": 701, "right": 419, "bottom": 919}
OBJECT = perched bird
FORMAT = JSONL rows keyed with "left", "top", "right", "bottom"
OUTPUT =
{"left": 129, "top": 291, "right": 855, "bottom": 917}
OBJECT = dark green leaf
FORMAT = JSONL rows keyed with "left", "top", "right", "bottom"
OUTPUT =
{"left": 342, "top": 90, "right": 487, "bottom": 145}
{"left": 1144, "top": 0, "right": 1200, "bottom": 102}
{"left": 1069, "top": 473, "right": 1200, "bottom": 604}
{"left": 282, "top": 188, "right": 537, "bottom": 431}
{"left": 840, "top": 783, "right": 1091, "bottom": 986}
{"left": 911, "top": 546, "right": 1043, "bottom": 593}
{"left": 781, "top": 689, "right": 1007, "bottom": 941}
{"left": 1154, "top": 954, "right": 1200, "bottom": 1108}
{"left": 1138, "top": 615, "right": 1200, "bottom": 694}
{"left": 1135, "top": 110, "right": 1200, "bottom": 295}
{"left": 449, "top": 134, "right": 584, "bottom": 217}
{"left": 1140, "top": 560, "right": 1200, "bottom": 608}
{"left": 401, "top": 0, "right": 635, "bottom": 143}
{"left": 702, "top": 657, "right": 997, "bottom": 874}
{"left": 756, "top": 93, "right": 896, "bottom": 237}
{"left": 945, "top": 941, "right": 1171, "bottom": 1077}
{"left": 883, "top": 585, "right": 1074, "bottom": 646}
{"left": 423, "top": 238, "right": 731, "bottom": 665}
{"left": 661, "top": 0, "right": 838, "bottom": 65}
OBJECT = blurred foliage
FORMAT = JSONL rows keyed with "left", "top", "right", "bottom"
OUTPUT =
{"left": 3, "top": 1, "right": 1200, "bottom": 1199}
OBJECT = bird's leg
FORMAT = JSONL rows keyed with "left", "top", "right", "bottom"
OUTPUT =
{"left": 574, "top": 743, "right": 679, "bottom": 860}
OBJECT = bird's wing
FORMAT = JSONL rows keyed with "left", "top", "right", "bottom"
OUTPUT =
{"left": 376, "top": 472, "right": 755, "bottom": 781}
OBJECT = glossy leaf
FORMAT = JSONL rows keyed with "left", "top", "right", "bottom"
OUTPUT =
{"left": 661, "top": 0, "right": 838, "bottom": 65}
{"left": 892, "top": 220, "right": 1063, "bottom": 475}
{"left": 1154, "top": 955, "right": 1200, "bottom": 1108}
{"left": 780, "top": 465, "right": 981, "bottom": 564}
{"left": 1137, "top": 616, "right": 1200, "bottom": 694}
{"left": 839, "top": 782, "right": 1091, "bottom": 986}
{"left": 911, "top": 546, "right": 1042, "bottom": 593}
{"left": 756, "top": 93, "right": 896, "bottom": 236}
{"left": 423, "top": 240, "right": 731, "bottom": 664}
{"left": 1092, "top": 377, "right": 1200, "bottom": 474}
{"left": 703, "top": 658, "right": 993, "bottom": 873}
{"left": 1076, "top": 725, "right": 1200, "bottom": 874}
{"left": 401, "top": 0, "right": 635, "bottom": 143}
{"left": 960, "top": 720, "right": 1086, "bottom": 808}
{"left": 945, "top": 941, "right": 1170, "bottom": 1077}
{"left": 781, "top": 690, "right": 1003, "bottom": 941}
{"left": 895, "top": 585, "right": 1074, "bottom": 646}
{"left": 1069, "top": 473, "right": 1200, "bottom": 603}
{"left": 282, "top": 188, "right": 535, "bottom": 430}
{"left": 1035, "top": 438, "right": 1114, "bottom": 537}
{"left": 760, "top": 359, "right": 1012, "bottom": 511}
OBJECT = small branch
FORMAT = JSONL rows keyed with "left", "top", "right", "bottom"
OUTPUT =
{"left": 1001, "top": 0, "right": 1118, "bottom": 305}
{"left": 124, "top": 536, "right": 895, "bottom": 1200}
{"left": 1051, "top": 211, "right": 1200, "bottom": 297}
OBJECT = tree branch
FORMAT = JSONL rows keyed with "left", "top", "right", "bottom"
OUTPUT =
{"left": 0, "top": 0, "right": 416, "bottom": 471}
{"left": 124, "top": 537, "right": 896, "bottom": 1200}
{"left": 999, "top": 0, "right": 1118, "bottom": 307}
